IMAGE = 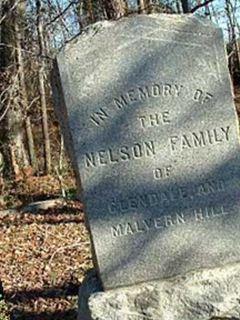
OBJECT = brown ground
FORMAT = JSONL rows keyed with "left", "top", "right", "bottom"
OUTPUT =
{"left": 0, "top": 177, "right": 93, "bottom": 320}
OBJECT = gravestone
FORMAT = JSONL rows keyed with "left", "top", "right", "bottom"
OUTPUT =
{"left": 52, "top": 14, "right": 240, "bottom": 290}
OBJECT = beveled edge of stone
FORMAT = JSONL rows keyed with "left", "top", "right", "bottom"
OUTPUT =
{"left": 50, "top": 59, "right": 83, "bottom": 198}
{"left": 51, "top": 59, "right": 103, "bottom": 287}
{"left": 57, "top": 14, "right": 223, "bottom": 60}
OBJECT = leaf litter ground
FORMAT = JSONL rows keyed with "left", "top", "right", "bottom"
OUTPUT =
{"left": 0, "top": 176, "right": 93, "bottom": 320}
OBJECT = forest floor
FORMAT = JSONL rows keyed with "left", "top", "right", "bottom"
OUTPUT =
{"left": 0, "top": 176, "right": 93, "bottom": 320}
{"left": 0, "top": 85, "right": 240, "bottom": 320}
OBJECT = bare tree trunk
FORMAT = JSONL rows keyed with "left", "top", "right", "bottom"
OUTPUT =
{"left": 87, "top": 0, "right": 95, "bottom": 22}
{"left": 180, "top": 0, "right": 190, "bottom": 13}
{"left": 36, "top": 0, "right": 51, "bottom": 174}
{"left": 225, "top": 0, "right": 240, "bottom": 82}
{"left": 236, "top": 41, "right": 240, "bottom": 71}
{"left": 112, "top": 0, "right": 128, "bottom": 16}
{"left": 8, "top": 107, "right": 29, "bottom": 179}
{"left": 101, "top": 0, "right": 115, "bottom": 19}
{"left": 14, "top": 7, "right": 37, "bottom": 171}
{"left": 138, "top": 0, "right": 151, "bottom": 13}
{"left": 176, "top": 0, "right": 183, "bottom": 13}
{"left": 0, "top": 0, "right": 30, "bottom": 180}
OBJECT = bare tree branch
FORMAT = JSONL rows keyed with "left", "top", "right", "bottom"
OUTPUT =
{"left": 191, "top": 0, "right": 215, "bottom": 13}
{"left": 45, "top": 0, "right": 78, "bottom": 26}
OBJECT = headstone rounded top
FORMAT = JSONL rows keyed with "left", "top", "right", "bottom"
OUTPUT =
{"left": 58, "top": 14, "right": 222, "bottom": 58}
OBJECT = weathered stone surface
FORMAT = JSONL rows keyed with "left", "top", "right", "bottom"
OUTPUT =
{"left": 53, "top": 14, "right": 240, "bottom": 290}
{"left": 79, "top": 264, "right": 240, "bottom": 320}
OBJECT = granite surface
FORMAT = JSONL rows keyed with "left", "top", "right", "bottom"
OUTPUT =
{"left": 53, "top": 14, "right": 240, "bottom": 290}
{"left": 78, "top": 264, "right": 240, "bottom": 320}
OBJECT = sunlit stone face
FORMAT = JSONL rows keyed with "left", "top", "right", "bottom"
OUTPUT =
{"left": 53, "top": 14, "right": 240, "bottom": 290}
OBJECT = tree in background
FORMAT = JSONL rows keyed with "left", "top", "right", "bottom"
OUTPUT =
{"left": 225, "top": 0, "right": 240, "bottom": 83}
{"left": 36, "top": 0, "right": 52, "bottom": 174}
{"left": 0, "top": 0, "right": 31, "bottom": 180}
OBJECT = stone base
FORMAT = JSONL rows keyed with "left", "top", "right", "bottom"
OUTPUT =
{"left": 78, "top": 264, "right": 240, "bottom": 320}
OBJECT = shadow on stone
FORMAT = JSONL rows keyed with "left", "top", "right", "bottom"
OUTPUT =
{"left": 78, "top": 269, "right": 103, "bottom": 320}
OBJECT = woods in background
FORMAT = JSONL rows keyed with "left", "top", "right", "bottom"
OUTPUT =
{"left": 0, "top": 0, "right": 239, "bottom": 184}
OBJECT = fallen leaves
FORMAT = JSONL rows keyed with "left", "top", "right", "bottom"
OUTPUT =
{"left": 0, "top": 200, "right": 93, "bottom": 319}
